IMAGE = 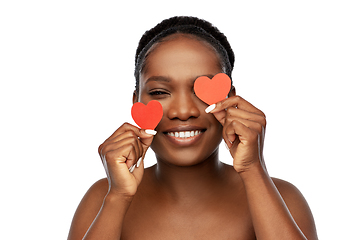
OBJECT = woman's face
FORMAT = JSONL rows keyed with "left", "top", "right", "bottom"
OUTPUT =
{"left": 137, "top": 34, "right": 224, "bottom": 166}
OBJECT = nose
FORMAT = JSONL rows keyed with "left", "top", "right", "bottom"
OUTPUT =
{"left": 167, "top": 92, "right": 201, "bottom": 121}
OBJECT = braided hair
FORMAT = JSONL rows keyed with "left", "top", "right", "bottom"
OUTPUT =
{"left": 134, "top": 16, "right": 235, "bottom": 92}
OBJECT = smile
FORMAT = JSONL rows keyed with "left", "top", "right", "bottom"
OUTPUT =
{"left": 163, "top": 128, "right": 206, "bottom": 146}
{"left": 167, "top": 130, "right": 202, "bottom": 139}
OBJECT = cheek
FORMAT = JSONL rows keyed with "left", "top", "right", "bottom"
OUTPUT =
{"left": 208, "top": 115, "right": 224, "bottom": 146}
{"left": 213, "top": 120, "right": 224, "bottom": 142}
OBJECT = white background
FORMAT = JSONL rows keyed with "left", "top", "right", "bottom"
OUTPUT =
{"left": 1, "top": 0, "right": 359, "bottom": 239}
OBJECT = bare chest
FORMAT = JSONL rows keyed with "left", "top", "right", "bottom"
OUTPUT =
{"left": 121, "top": 198, "right": 255, "bottom": 240}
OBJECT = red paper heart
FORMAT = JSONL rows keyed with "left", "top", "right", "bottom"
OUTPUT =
{"left": 194, "top": 73, "right": 231, "bottom": 105}
{"left": 131, "top": 100, "right": 163, "bottom": 130}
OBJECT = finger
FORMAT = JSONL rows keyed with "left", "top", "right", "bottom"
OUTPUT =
{"left": 104, "top": 144, "right": 143, "bottom": 185}
{"left": 104, "top": 131, "right": 144, "bottom": 157}
{"left": 138, "top": 129, "right": 156, "bottom": 148}
{"left": 103, "top": 123, "right": 137, "bottom": 143}
{"left": 212, "top": 110, "right": 227, "bottom": 126}
{"left": 104, "top": 142, "right": 138, "bottom": 169}
{"left": 131, "top": 157, "right": 145, "bottom": 183}
{"left": 223, "top": 117, "right": 264, "bottom": 146}
{"left": 103, "top": 130, "right": 154, "bottom": 171}
{"left": 110, "top": 129, "right": 155, "bottom": 153}
{"left": 102, "top": 137, "right": 142, "bottom": 168}
{"left": 212, "top": 106, "right": 266, "bottom": 129}
{"left": 224, "top": 107, "right": 266, "bottom": 128}
{"left": 104, "top": 123, "right": 155, "bottom": 145}
{"left": 207, "top": 96, "right": 265, "bottom": 117}
{"left": 130, "top": 143, "right": 149, "bottom": 173}
{"left": 100, "top": 133, "right": 139, "bottom": 158}
{"left": 99, "top": 124, "right": 155, "bottom": 156}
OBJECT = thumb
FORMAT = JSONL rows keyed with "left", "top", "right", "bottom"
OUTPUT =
{"left": 138, "top": 129, "right": 157, "bottom": 150}
{"left": 205, "top": 103, "right": 226, "bottom": 126}
{"left": 212, "top": 110, "right": 226, "bottom": 126}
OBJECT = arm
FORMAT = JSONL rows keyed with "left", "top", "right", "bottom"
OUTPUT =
{"left": 240, "top": 163, "right": 318, "bottom": 240}
{"left": 67, "top": 179, "right": 132, "bottom": 240}
{"left": 67, "top": 123, "right": 155, "bottom": 240}
{"left": 208, "top": 95, "right": 318, "bottom": 240}
{"left": 81, "top": 190, "right": 134, "bottom": 240}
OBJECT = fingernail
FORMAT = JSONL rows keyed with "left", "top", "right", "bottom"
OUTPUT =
{"left": 145, "top": 129, "right": 157, "bottom": 135}
{"left": 129, "top": 164, "right": 136, "bottom": 173}
{"left": 205, "top": 104, "right": 216, "bottom": 113}
{"left": 136, "top": 157, "right": 142, "bottom": 168}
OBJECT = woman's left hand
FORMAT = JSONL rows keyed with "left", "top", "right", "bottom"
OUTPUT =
{"left": 207, "top": 95, "right": 267, "bottom": 173}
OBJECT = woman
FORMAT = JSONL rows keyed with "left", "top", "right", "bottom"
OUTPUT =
{"left": 68, "top": 16, "right": 318, "bottom": 239}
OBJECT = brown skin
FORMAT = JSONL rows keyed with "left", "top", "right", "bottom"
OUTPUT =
{"left": 68, "top": 34, "right": 318, "bottom": 240}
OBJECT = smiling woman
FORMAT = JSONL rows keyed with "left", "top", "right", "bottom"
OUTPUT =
{"left": 67, "top": 16, "right": 318, "bottom": 240}
{"left": 138, "top": 34, "right": 224, "bottom": 167}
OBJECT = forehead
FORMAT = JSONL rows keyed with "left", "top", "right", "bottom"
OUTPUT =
{"left": 140, "top": 35, "right": 222, "bottom": 83}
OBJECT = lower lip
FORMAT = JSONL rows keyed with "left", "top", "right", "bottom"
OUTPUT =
{"left": 164, "top": 131, "right": 205, "bottom": 146}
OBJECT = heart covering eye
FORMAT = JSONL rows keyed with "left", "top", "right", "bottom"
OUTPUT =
{"left": 194, "top": 73, "right": 231, "bottom": 105}
{"left": 131, "top": 100, "right": 163, "bottom": 130}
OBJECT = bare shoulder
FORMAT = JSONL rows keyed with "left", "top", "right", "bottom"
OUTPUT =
{"left": 68, "top": 178, "right": 109, "bottom": 240}
{"left": 272, "top": 177, "right": 304, "bottom": 199}
{"left": 271, "top": 177, "right": 312, "bottom": 216}
{"left": 86, "top": 178, "right": 109, "bottom": 198}
{"left": 272, "top": 177, "right": 313, "bottom": 212}
{"left": 77, "top": 178, "right": 109, "bottom": 208}
{"left": 272, "top": 177, "right": 318, "bottom": 240}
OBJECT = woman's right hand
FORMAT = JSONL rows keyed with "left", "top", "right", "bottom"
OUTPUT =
{"left": 98, "top": 123, "right": 156, "bottom": 198}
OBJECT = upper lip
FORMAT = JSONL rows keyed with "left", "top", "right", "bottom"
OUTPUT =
{"left": 163, "top": 125, "right": 206, "bottom": 133}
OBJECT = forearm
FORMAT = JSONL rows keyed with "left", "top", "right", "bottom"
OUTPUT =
{"left": 82, "top": 193, "right": 132, "bottom": 240}
{"left": 240, "top": 162, "right": 307, "bottom": 240}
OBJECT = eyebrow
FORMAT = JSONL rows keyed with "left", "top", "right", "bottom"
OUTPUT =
{"left": 145, "top": 76, "right": 171, "bottom": 83}
{"left": 197, "top": 74, "right": 215, "bottom": 79}
{"left": 145, "top": 74, "right": 217, "bottom": 84}
{"left": 191, "top": 74, "right": 215, "bottom": 83}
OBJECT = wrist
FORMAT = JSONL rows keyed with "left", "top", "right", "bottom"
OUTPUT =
{"left": 238, "top": 160, "right": 268, "bottom": 182}
{"left": 105, "top": 191, "right": 134, "bottom": 205}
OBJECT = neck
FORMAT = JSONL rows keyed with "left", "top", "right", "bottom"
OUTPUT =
{"left": 153, "top": 149, "right": 226, "bottom": 203}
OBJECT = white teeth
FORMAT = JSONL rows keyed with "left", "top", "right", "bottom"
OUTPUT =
{"left": 167, "top": 130, "right": 202, "bottom": 139}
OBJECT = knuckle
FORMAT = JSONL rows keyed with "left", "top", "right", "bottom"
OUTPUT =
{"left": 217, "top": 100, "right": 225, "bottom": 109}
{"left": 235, "top": 95, "right": 242, "bottom": 101}
{"left": 98, "top": 143, "right": 104, "bottom": 155}
{"left": 229, "top": 119, "right": 240, "bottom": 129}
{"left": 261, "top": 116, "right": 267, "bottom": 127}
{"left": 126, "top": 130, "right": 138, "bottom": 138}
{"left": 103, "top": 144, "right": 130, "bottom": 163}
{"left": 123, "top": 134, "right": 139, "bottom": 146}
{"left": 258, "top": 110, "right": 266, "bottom": 118}
{"left": 104, "top": 151, "right": 113, "bottom": 162}
{"left": 230, "top": 119, "right": 238, "bottom": 126}
{"left": 101, "top": 144, "right": 111, "bottom": 156}
{"left": 226, "top": 107, "right": 236, "bottom": 116}
{"left": 98, "top": 142, "right": 111, "bottom": 157}
{"left": 118, "top": 122, "right": 133, "bottom": 132}
{"left": 121, "top": 122, "right": 131, "bottom": 128}
{"left": 254, "top": 122, "right": 263, "bottom": 133}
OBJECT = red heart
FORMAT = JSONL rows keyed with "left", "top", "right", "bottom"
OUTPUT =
{"left": 131, "top": 100, "right": 163, "bottom": 130}
{"left": 194, "top": 73, "right": 231, "bottom": 105}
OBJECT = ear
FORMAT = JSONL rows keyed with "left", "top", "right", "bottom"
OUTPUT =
{"left": 133, "top": 90, "right": 139, "bottom": 104}
{"left": 228, "top": 86, "right": 236, "bottom": 97}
